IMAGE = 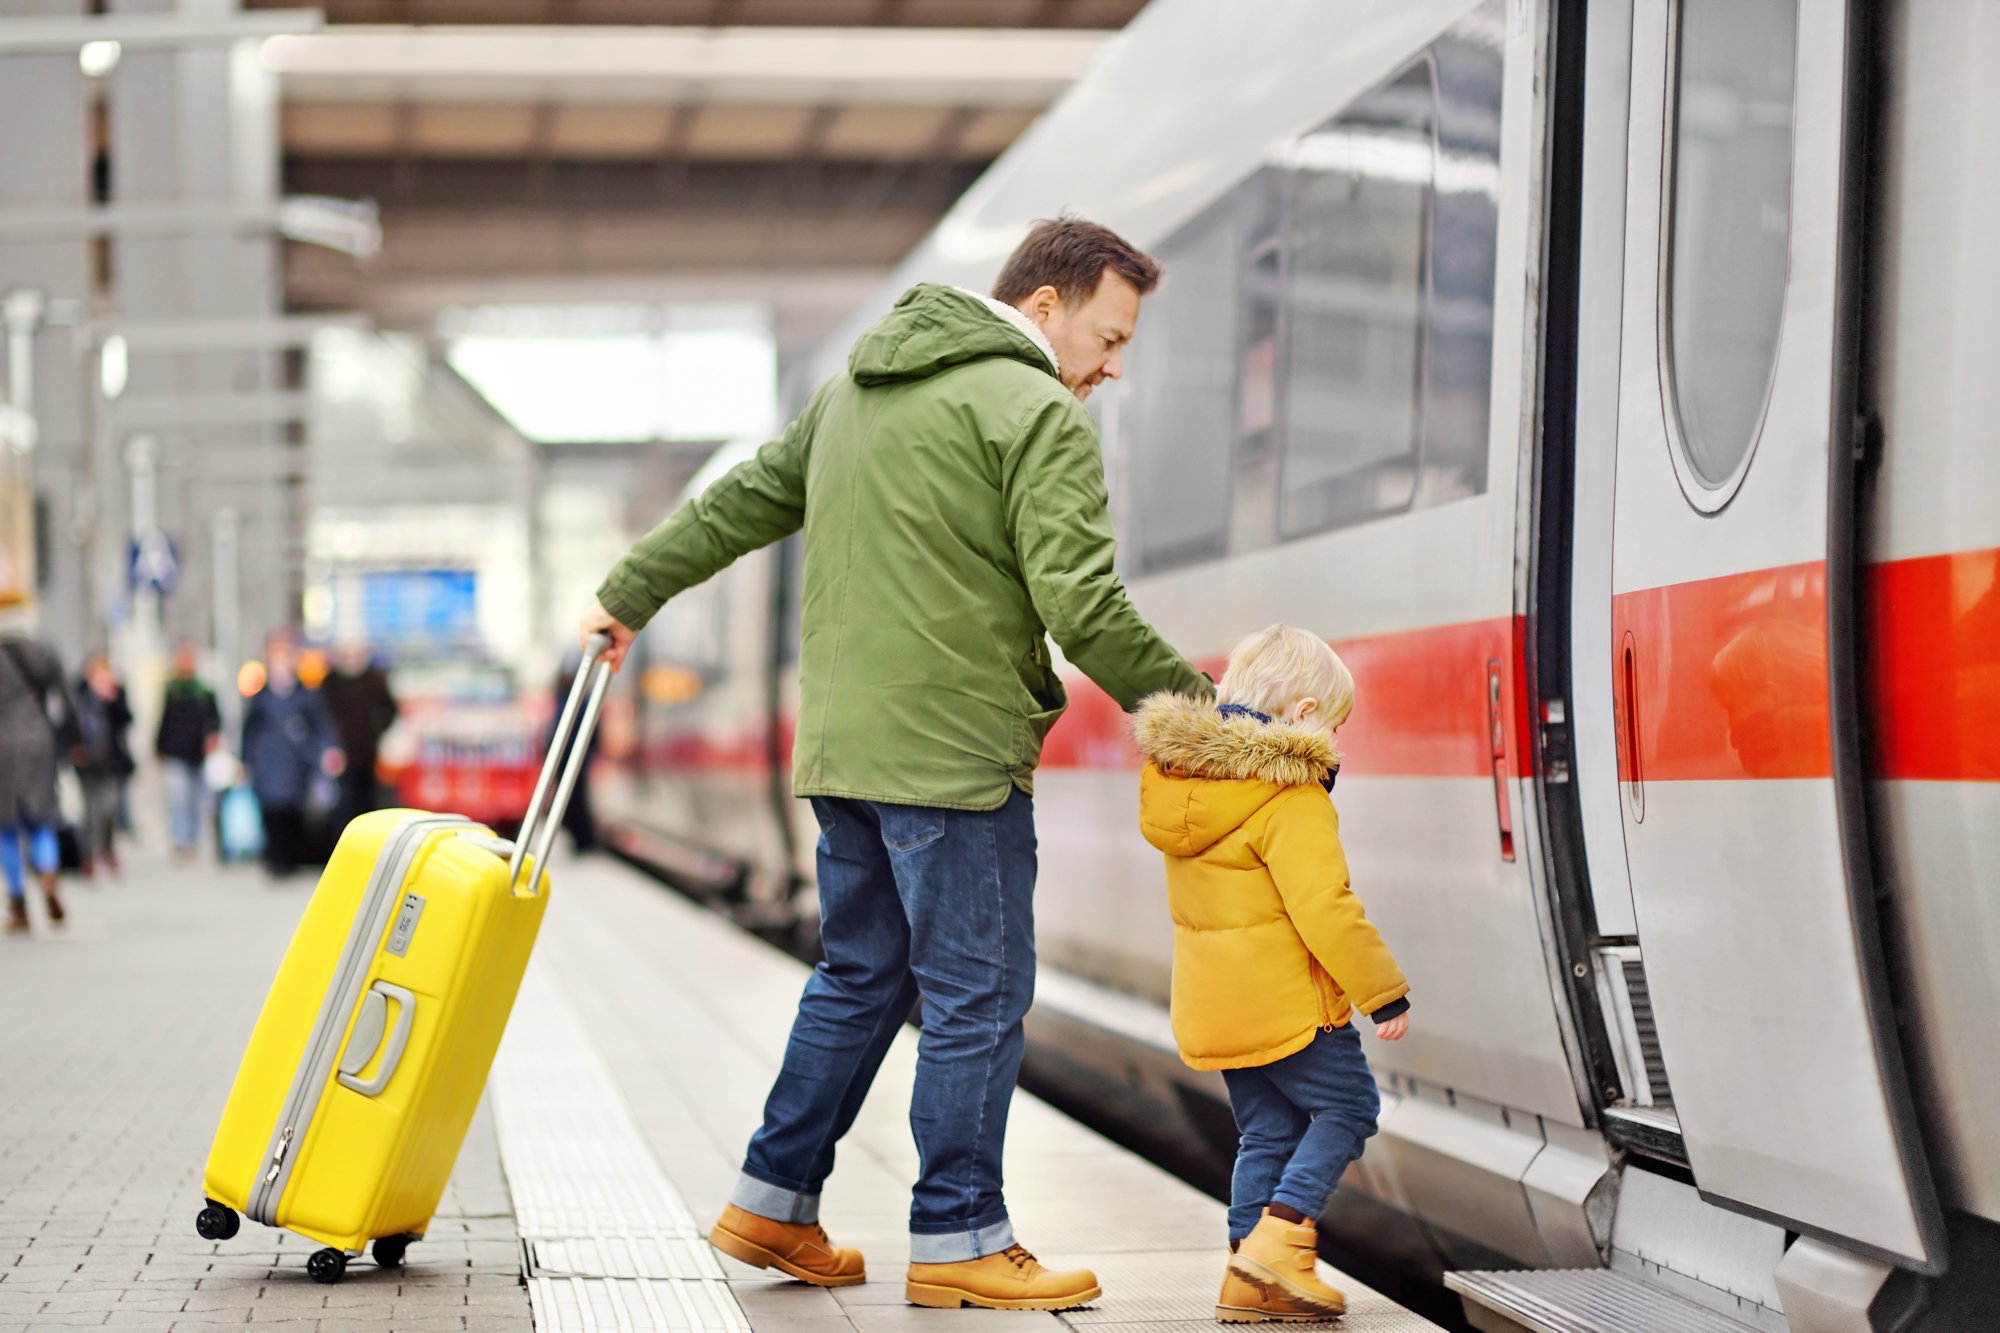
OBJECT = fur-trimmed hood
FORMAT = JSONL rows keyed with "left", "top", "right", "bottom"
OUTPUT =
{"left": 1133, "top": 692, "right": 1336, "bottom": 858}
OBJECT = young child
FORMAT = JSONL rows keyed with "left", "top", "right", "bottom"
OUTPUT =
{"left": 1133, "top": 625, "right": 1409, "bottom": 1323}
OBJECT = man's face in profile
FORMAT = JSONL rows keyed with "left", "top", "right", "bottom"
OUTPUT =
{"left": 1024, "top": 271, "right": 1141, "bottom": 402}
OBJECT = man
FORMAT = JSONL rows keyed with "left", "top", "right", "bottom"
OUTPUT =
{"left": 581, "top": 218, "right": 1211, "bottom": 1309}
{"left": 319, "top": 643, "right": 398, "bottom": 828}
{"left": 240, "top": 630, "right": 344, "bottom": 879}
{"left": 72, "top": 653, "right": 133, "bottom": 877}
{"left": 157, "top": 641, "right": 222, "bottom": 861}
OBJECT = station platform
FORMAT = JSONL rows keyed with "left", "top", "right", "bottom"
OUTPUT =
{"left": 0, "top": 838, "right": 1438, "bottom": 1332}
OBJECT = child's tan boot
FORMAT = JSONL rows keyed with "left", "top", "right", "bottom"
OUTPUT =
{"left": 1216, "top": 1261, "right": 1342, "bottom": 1322}
{"left": 906, "top": 1244, "right": 1101, "bottom": 1310}
{"left": 1226, "top": 1211, "right": 1346, "bottom": 1317}
{"left": 708, "top": 1203, "right": 866, "bottom": 1286}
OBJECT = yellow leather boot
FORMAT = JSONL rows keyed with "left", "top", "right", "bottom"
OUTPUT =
{"left": 1216, "top": 1260, "right": 1343, "bottom": 1322}
{"left": 709, "top": 1203, "right": 866, "bottom": 1286}
{"left": 906, "top": 1244, "right": 1102, "bottom": 1310}
{"left": 1226, "top": 1211, "right": 1346, "bottom": 1317}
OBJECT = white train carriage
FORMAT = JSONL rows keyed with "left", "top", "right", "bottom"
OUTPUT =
{"left": 599, "top": 1, "right": 2000, "bottom": 1327}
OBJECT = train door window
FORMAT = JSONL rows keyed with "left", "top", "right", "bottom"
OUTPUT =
{"left": 1122, "top": 197, "right": 1239, "bottom": 573}
{"left": 1417, "top": 23, "right": 1502, "bottom": 508}
{"left": 1663, "top": 0, "right": 1796, "bottom": 505}
{"left": 1276, "top": 60, "right": 1436, "bottom": 538}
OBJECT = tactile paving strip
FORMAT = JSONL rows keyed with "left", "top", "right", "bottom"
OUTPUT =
{"left": 530, "top": 1275, "right": 752, "bottom": 1332}
{"left": 1061, "top": 1249, "right": 1442, "bottom": 1332}
{"left": 492, "top": 965, "right": 750, "bottom": 1331}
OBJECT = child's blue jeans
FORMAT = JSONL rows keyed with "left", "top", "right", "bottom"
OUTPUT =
{"left": 0, "top": 825, "right": 60, "bottom": 898}
{"left": 1220, "top": 1023, "right": 1382, "bottom": 1240}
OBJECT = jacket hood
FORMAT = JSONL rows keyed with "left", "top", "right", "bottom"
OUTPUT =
{"left": 847, "top": 283, "right": 1060, "bottom": 386}
{"left": 1133, "top": 692, "right": 1337, "bottom": 857}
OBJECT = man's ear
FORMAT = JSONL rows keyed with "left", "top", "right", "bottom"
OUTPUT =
{"left": 1023, "top": 284, "right": 1061, "bottom": 325}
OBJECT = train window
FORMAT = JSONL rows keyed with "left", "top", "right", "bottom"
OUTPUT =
{"left": 1276, "top": 61, "right": 1436, "bottom": 538}
{"left": 1417, "top": 24, "right": 1502, "bottom": 509}
{"left": 1121, "top": 198, "right": 1239, "bottom": 573}
{"left": 1665, "top": 0, "right": 1796, "bottom": 498}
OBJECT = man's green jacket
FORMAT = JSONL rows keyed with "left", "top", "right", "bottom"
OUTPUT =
{"left": 597, "top": 282, "right": 1210, "bottom": 811}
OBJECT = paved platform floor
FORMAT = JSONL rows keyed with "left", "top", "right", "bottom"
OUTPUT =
{"left": 0, "top": 847, "right": 528, "bottom": 1331}
{"left": 0, "top": 833, "right": 1435, "bottom": 1332}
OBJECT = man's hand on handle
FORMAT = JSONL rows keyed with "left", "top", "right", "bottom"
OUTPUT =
{"left": 579, "top": 602, "right": 636, "bottom": 673}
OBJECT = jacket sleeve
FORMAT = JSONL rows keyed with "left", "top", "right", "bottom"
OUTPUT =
{"left": 1260, "top": 788, "right": 1410, "bottom": 1018}
{"left": 1000, "top": 396, "right": 1211, "bottom": 710}
{"left": 595, "top": 386, "right": 826, "bottom": 633}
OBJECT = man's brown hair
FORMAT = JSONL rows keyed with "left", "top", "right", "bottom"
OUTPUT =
{"left": 991, "top": 216, "right": 1161, "bottom": 307}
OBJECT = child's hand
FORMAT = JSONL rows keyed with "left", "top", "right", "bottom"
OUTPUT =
{"left": 1376, "top": 1014, "right": 1409, "bottom": 1042}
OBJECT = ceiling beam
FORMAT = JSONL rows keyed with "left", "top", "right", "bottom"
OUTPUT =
{"left": 259, "top": 26, "right": 1107, "bottom": 108}
{"left": 0, "top": 10, "right": 318, "bottom": 53}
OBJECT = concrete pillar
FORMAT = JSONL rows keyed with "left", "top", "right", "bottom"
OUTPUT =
{"left": 106, "top": 0, "right": 289, "bottom": 710}
{"left": 0, "top": 0, "right": 93, "bottom": 663}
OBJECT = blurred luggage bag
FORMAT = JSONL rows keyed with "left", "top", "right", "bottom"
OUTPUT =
{"left": 193, "top": 635, "right": 614, "bottom": 1283}
{"left": 217, "top": 785, "right": 264, "bottom": 863}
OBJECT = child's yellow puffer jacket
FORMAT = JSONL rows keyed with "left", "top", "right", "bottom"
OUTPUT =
{"left": 1134, "top": 693, "right": 1408, "bottom": 1071}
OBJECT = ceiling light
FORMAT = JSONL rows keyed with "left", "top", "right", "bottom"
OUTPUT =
{"left": 79, "top": 39, "right": 121, "bottom": 78}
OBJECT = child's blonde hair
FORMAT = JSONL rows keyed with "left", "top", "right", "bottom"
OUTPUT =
{"left": 1216, "top": 625, "right": 1355, "bottom": 728}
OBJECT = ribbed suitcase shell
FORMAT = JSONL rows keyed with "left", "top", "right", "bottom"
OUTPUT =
{"left": 203, "top": 808, "right": 548, "bottom": 1253}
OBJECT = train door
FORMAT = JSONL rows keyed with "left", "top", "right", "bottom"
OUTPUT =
{"left": 1577, "top": 0, "right": 1943, "bottom": 1269}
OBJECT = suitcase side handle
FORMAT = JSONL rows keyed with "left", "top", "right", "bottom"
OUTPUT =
{"left": 509, "top": 632, "right": 615, "bottom": 895}
{"left": 337, "top": 980, "right": 415, "bottom": 1098}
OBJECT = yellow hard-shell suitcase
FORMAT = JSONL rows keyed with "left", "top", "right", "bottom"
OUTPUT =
{"left": 195, "top": 636, "right": 613, "bottom": 1283}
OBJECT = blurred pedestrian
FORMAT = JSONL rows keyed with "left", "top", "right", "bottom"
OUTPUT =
{"left": 582, "top": 219, "right": 1210, "bottom": 1307}
{"left": 72, "top": 653, "right": 133, "bottom": 877}
{"left": 157, "top": 640, "right": 221, "bottom": 861}
{"left": 0, "top": 606, "right": 77, "bottom": 931}
{"left": 240, "top": 631, "right": 343, "bottom": 880}
{"left": 320, "top": 642, "right": 397, "bottom": 828}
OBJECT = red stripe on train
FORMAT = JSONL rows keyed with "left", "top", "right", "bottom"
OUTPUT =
{"left": 1043, "top": 617, "right": 1530, "bottom": 780}
{"left": 1610, "top": 559, "right": 1833, "bottom": 781}
{"left": 1606, "top": 547, "right": 2000, "bottom": 782}
{"left": 1045, "top": 546, "right": 1999, "bottom": 782}
{"left": 640, "top": 545, "right": 1999, "bottom": 784}
{"left": 1869, "top": 546, "right": 2000, "bottom": 782}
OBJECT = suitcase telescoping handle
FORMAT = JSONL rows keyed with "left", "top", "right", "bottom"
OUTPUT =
{"left": 508, "top": 631, "right": 615, "bottom": 894}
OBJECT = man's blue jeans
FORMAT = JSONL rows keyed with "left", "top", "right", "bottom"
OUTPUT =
{"left": 1220, "top": 1024, "right": 1382, "bottom": 1240}
{"left": 732, "top": 791, "right": 1036, "bottom": 1263}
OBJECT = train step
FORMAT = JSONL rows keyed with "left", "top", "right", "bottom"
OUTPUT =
{"left": 1445, "top": 1268, "right": 1762, "bottom": 1333}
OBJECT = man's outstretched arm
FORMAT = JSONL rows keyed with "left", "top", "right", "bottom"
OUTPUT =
{"left": 585, "top": 388, "right": 826, "bottom": 669}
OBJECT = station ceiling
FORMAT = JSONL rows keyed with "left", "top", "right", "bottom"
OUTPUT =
{"left": 250, "top": 2, "right": 1142, "bottom": 353}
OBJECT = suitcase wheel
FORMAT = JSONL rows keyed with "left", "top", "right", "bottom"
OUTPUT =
{"left": 194, "top": 1202, "right": 240, "bottom": 1242}
{"left": 306, "top": 1247, "right": 347, "bottom": 1284}
{"left": 372, "top": 1236, "right": 411, "bottom": 1270}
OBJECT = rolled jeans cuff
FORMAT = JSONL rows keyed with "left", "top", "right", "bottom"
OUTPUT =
{"left": 908, "top": 1216, "right": 1014, "bottom": 1264}
{"left": 731, "top": 1171, "right": 819, "bottom": 1225}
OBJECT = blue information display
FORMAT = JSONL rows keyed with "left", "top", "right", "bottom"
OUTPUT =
{"left": 331, "top": 569, "right": 480, "bottom": 655}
